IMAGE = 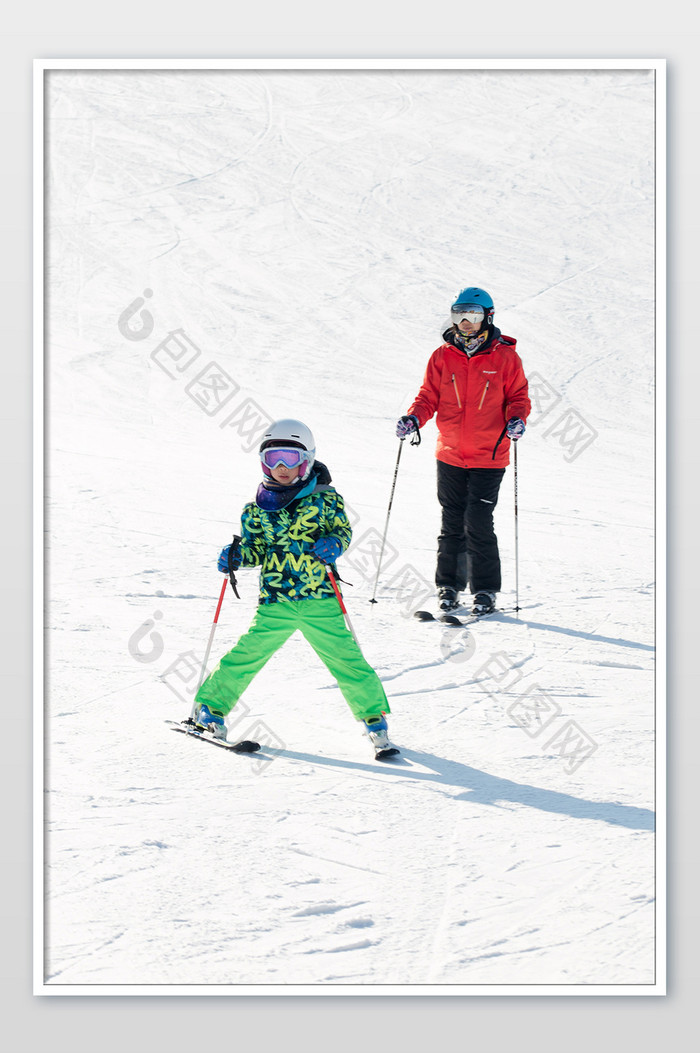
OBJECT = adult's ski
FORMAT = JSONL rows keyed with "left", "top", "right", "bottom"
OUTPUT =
{"left": 413, "top": 608, "right": 496, "bottom": 627}
{"left": 166, "top": 719, "right": 260, "bottom": 753}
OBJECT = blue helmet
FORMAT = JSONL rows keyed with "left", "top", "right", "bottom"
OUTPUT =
{"left": 451, "top": 286, "right": 494, "bottom": 328}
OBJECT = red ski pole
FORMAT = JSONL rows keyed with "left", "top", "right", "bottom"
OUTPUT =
{"left": 190, "top": 535, "right": 241, "bottom": 716}
{"left": 191, "top": 576, "right": 229, "bottom": 716}
{"left": 326, "top": 565, "right": 361, "bottom": 648}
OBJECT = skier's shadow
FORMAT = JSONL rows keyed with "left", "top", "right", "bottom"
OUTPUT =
{"left": 273, "top": 748, "right": 654, "bottom": 831}
{"left": 502, "top": 614, "right": 655, "bottom": 653}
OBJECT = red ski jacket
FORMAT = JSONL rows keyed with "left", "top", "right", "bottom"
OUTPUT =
{"left": 407, "top": 330, "right": 531, "bottom": 469}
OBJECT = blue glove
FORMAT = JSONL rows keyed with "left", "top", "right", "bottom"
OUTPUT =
{"left": 506, "top": 417, "right": 526, "bottom": 440}
{"left": 396, "top": 414, "right": 419, "bottom": 439}
{"left": 312, "top": 536, "right": 343, "bottom": 563}
{"left": 217, "top": 544, "right": 242, "bottom": 573}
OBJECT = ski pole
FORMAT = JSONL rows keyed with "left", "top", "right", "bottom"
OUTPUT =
{"left": 194, "top": 576, "right": 229, "bottom": 707}
{"left": 191, "top": 535, "right": 241, "bottom": 715}
{"left": 327, "top": 565, "right": 362, "bottom": 649}
{"left": 513, "top": 443, "right": 520, "bottom": 616}
{"left": 369, "top": 439, "right": 404, "bottom": 605}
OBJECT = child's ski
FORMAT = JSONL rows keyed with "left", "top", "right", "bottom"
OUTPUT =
{"left": 168, "top": 721, "right": 400, "bottom": 762}
{"left": 166, "top": 720, "right": 260, "bottom": 753}
{"left": 374, "top": 745, "right": 401, "bottom": 761}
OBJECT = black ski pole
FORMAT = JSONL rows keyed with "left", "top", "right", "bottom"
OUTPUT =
{"left": 513, "top": 444, "right": 520, "bottom": 616}
{"left": 369, "top": 440, "right": 404, "bottom": 605}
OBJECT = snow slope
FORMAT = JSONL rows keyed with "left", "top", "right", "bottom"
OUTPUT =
{"left": 42, "top": 66, "right": 658, "bottom": 991}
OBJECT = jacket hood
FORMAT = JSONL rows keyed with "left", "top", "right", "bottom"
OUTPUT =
{"left": 311, "top": 461, "right": 332, "bottom": 486}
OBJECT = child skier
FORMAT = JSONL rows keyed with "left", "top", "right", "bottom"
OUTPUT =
{"left": 188, "top": 419, "right": 398, "bottom": 758}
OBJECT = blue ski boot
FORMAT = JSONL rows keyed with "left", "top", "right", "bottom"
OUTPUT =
{"left": 362, "top": 715, "right": 400, "bottom": 759}
{"left": 194, "top": 704, "right": 228, "bottom": 741}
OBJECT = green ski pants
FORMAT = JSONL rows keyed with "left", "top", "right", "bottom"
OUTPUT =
{"left": 195, "top": 597, "right": 389, "bottom": 722}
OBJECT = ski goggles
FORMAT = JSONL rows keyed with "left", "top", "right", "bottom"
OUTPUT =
{"left": 451, "top": 304, "right": 485, "bottom": 324}
{"left": 260, "top": 446, "right": 308, "bottom": 471}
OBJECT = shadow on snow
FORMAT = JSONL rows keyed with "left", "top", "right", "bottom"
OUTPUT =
{"left": 478, "top": 612, "right": 654, "bottom": 653}
{"left": 270, "top": 748, "right": 654, "bottom": 832}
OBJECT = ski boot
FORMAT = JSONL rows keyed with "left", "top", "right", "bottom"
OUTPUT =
{"left": 437, "top": 586, "right": 461, "bottom": 612}
{"left": 362, "top": 715, "right": 400, "bottom": 759}
{"left": 193, "top": 704, "right": 228, "bottom": 741}
{"left": 472, "top": 591, "right": 496, "bottom": 615}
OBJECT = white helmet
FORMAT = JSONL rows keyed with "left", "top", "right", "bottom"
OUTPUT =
{"left": 259, "top": 419, "right": 316, "bottom": 481}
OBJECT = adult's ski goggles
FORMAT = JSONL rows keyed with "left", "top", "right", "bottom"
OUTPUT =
{"left": 451, "top": 304, "right": 485, "bottom": 324}
{"left": 260, "top": 446, "right": 308, "bottom": 471}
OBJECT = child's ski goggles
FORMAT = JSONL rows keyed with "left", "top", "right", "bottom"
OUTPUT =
{"left": 260, "top": 446, "right": 307, "bottom": 471}
{"left": 451, "top": 304, "right": 485, "bottom": 324}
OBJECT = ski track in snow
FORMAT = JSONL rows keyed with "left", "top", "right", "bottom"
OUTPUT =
{"left": 43, "top": 68, "right": 657, "bottom": 989}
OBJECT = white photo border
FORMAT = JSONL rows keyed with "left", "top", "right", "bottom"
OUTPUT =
{"left": 33, "top": 56, "right": 666, "bottom": 998}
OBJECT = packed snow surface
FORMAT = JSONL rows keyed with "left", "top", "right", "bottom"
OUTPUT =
{"left": 43, "top": 67, "right": 658, "bottom": 990}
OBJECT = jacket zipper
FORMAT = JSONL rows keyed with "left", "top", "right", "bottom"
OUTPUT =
{"left": 451, "top": 373, "right": 462, "bottom": 409}
{"left": 478, "top": 380, "right": 490, "bottom": 410}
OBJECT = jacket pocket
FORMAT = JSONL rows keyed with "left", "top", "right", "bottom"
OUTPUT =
{"left": 451, "top": 373, "right": 462, "bottom": 409}
{"left": 478, "top": 380, "right": 490, "bottom": 410}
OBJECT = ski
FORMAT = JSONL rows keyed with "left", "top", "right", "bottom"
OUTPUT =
{"left": 166, "top": 719, "right": 260, "bottom": 753}
{"left": 169, "top": 720, "right": 400, "bottom": 762}
{"left": 374, "top": 746, "right": 401, "bottom": 761}
{"left": 413, "top": 608, "right": 495, "bottom": 627}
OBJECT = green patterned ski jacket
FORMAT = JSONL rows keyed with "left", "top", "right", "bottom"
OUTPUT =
{"left": 238, "top": 464, "right": 352, "bottom": 604}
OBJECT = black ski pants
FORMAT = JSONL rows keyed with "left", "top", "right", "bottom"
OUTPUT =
{"left": 435, "top": 461, "right": 506, "bottom": 595}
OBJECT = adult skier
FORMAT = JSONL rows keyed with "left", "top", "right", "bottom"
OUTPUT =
{"left": 190, "top": 419, "right": 397, "bottom": 757}
{"left": 396, "top": 287, "right": 530, "bottom": 615}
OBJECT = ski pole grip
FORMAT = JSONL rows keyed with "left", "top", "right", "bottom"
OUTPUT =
{"left": 227, "top": 534, "right": 242, "bottom": 598}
